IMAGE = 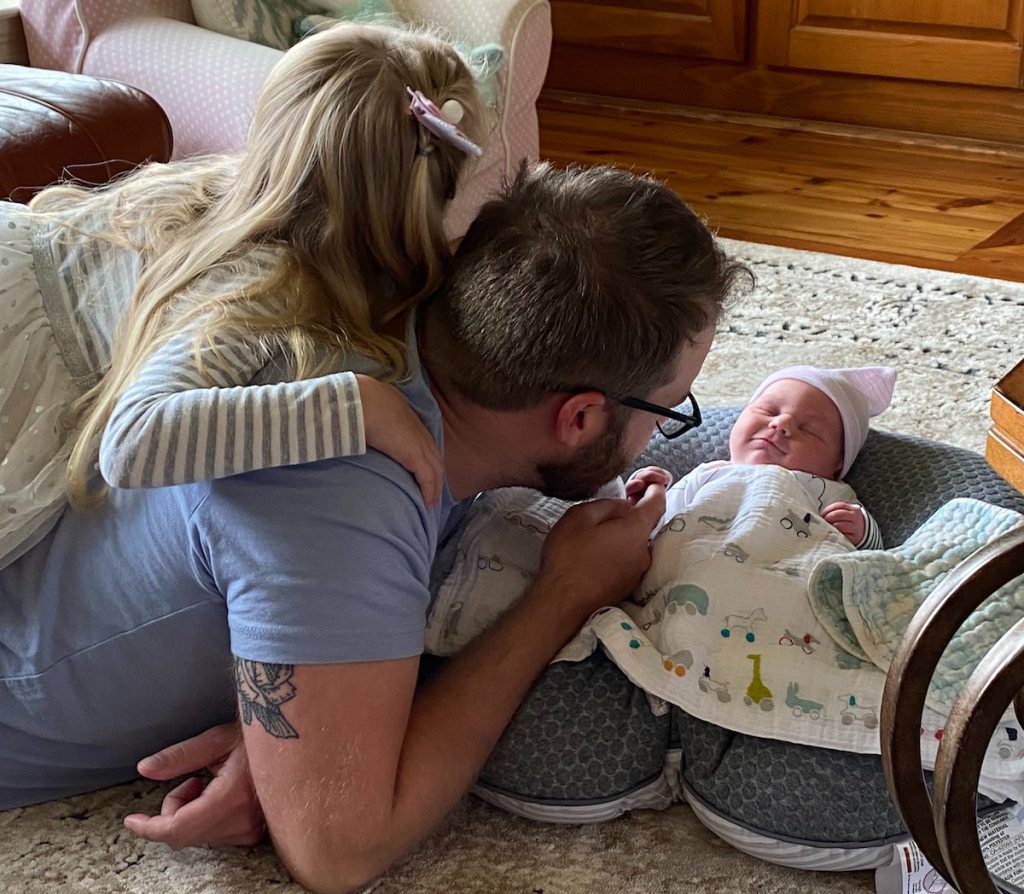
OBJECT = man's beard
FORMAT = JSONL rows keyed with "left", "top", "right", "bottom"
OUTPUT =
{"left": 535, "top": 414, "right": 629, "bottom": 502}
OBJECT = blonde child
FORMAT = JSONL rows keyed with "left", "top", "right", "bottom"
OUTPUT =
{"left": 627, "top": 365, "right": 897, "bottom": 548}
{"left": 0, "top": 21, "right": 486, "bottom": 568}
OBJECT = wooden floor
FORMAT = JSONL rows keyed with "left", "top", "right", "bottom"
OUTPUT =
{"left": 538, "top": 92, "right": 1024, "bottom": 283}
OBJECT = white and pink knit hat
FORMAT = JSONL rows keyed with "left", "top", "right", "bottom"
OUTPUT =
{"left": 750, "top": 365, "right": 897, "bottom": 477}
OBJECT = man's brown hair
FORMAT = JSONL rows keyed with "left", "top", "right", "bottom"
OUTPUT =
{"left": 426, "top": 162, "right": 751, "bottom": 409}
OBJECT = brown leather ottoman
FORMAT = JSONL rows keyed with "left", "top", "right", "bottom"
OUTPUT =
{"left": 0, "top": 64, "right": 173, "bottom": 203}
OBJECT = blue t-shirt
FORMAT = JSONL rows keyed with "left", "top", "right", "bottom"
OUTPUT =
{"left": 0, "top": 354, "right": 462, "bottom": 809}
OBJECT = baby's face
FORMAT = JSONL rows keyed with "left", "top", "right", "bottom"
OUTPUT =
{"left": 729, "top": 379, "right": 844, "bottom": 479}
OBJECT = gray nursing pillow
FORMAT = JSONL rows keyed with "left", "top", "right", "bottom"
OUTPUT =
{"left": 476, "top": 408, "right": 1024, "bottom": 847}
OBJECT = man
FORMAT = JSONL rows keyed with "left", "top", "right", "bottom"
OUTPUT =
{"left": 0, "top": 162, "right": 747, "bottom": 893}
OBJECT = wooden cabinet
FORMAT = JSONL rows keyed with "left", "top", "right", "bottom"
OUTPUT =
{"left": 552, "top": 0, "right": 746, "bottom": 61}
{"left": 758, "top": 0, "right": 1024, "bottom": 88}
{"left": 988, "top": 360, "right": 1024, "bottom": 494}
{"left": 545, "top": 0, "right": 1024, "bottom": 144}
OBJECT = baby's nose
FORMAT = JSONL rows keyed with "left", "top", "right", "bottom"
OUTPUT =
{"left": 769, "top": 414, "right": 793, "bottom": 435}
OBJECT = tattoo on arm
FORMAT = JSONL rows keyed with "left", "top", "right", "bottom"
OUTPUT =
{"left": 233, "top": 657, "right": 299, "bottom": 739}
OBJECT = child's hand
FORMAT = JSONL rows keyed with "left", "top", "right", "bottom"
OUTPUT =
{"left": 356, "top": 375, "right": 443, "bottom": 507}
{"left": 624, "top": 466, "right": 673, "bottom": 505}
{"left": 822, "top": 502, "right": 865, "bottom": 546}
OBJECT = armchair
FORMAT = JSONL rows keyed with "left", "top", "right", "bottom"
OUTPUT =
{"left": 19, "top": 0, "right": 552, "bottom": 236}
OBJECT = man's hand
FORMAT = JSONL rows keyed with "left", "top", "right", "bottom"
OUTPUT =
{"left": 822, "top": 501, "right": 866, "bottom": 546}
{"left": 539, "top": 483, "right": 667, "bottom": 618}
{"left": 624, "top": 465, "right": 673, "bottom": 505}
{"left": 123, "top": 722, "right": 266, "bottom": 849}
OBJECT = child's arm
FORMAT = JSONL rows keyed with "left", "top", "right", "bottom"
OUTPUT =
{"left": 100, "top": 322, "right": 442, "bottom": 505}
{"left": 821, "top": 502, "right": 882, "bottom": 549}
{"left": 357, "top": 375, "right": 443, "bottom": 505}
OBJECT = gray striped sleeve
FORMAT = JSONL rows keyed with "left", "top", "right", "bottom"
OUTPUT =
{"left": 856, "top": 507, "right": 884, "bottom": 550}
{"left": 98, "top": 318, "right": 366, "bottom": 488}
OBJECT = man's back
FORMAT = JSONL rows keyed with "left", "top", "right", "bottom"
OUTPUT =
{"left": 0, "top": 357, "right": 454, "bottom": 809}
{"left": 0, "top": 481, "right": 234, "bottom": 807}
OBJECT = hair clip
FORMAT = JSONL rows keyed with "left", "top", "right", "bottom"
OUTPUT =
{"left": 407, "top": 87, "right": 482, "bottom": 158}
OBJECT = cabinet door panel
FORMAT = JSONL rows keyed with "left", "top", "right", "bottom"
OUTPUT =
{"left": 552, "top": 0, "right": 747, "bottom": 61}
{"left": 757, "top": 0, "right": 1024, "bottom": 87}
{"left": 803, "top": 0, "right": 1010, "bottom": 30}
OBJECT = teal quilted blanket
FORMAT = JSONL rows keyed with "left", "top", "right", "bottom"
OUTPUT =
{"left": 808, "top": 496, "right": 1024, "bottom": 714}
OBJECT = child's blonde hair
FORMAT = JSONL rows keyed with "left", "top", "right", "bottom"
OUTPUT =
{"left": 32, "top": 20, "right": 486, "bottom": 508}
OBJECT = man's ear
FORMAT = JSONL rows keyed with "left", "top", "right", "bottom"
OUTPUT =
{"left": 551, "top": 390, "right": 610, "bottom": 448}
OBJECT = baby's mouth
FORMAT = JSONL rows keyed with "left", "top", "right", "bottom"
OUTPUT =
{"left": 753, "top": 436, "right": 785, "bottom": 455}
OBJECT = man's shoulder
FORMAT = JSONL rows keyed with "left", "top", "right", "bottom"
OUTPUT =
{"left": 194, "top": 453, "right": 453, "bottom": 579}
{"left": 197, "top": 456, "right": 451, "bottom": 665}
{"left": 203, "top": 453, "right": 430, "bottom": 525}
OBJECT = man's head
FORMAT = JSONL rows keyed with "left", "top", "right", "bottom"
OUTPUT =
{"left": 424, "top": 162, "right": 750, "bottom": 498}
{"left": 729, "top": 365, "right": 897, "bottom": 479}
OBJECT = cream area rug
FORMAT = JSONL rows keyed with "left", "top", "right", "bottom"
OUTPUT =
{"left": 3, "top": 241, "right": 1023, "bottom": 894}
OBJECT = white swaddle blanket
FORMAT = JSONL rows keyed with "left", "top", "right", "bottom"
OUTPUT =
{"left": 426, "top": 466, "right": 1024, "bottom": 802}
{"left": 559, "top": 464, "right": 873, "bottom": 734}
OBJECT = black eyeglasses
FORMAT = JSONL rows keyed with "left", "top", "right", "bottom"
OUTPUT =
{"left": 617, "top": 392, "right": 702, "bottom": 439}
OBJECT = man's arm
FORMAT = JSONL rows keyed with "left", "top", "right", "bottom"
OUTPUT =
{"left": 236, "top": 491, "right": 665, "bottom": 894}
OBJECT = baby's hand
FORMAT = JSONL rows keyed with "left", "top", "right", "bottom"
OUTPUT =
{"left": 822, "top": 502, "right": 865, "bottom": 546}
{"left": 624, "top": 466, "right": 673, "bottom": 505}
{"left": 356, "top": 374, "right": 443, "bottom": 507}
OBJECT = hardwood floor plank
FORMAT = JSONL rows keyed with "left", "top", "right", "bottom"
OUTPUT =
{"left": 541, "top": 149, "right": 1017, "bottom": 258}
{"left": 540, "top": 108, "right": 1024, "bottom": 199}
{"left": 537, "top": 95, "right": 1024, "bottom": 281}
{"left": 652, "top": 168, "right": 1020, "bottom": 228}
{"left": 955, "top": 245, "right": 1024, "bottom": 280}
{"left": 539, "top": 146, "right": 1024, "bottom": 227}
{"left": 692, "top": 200, "right": 988, "bottom": 261}
{"left": 538, "top": 97, "right": 1024, "bottom": 167}
{"left": 973, "top": 211, "right": 1024, "bottom": 250}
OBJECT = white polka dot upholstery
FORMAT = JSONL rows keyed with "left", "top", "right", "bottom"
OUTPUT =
{"left": 85, "top": 18, "right": 280, "bottom": 158}
{"left": 19, "top": 0, "right": 551, "bottom": 238}
{"left": 22, "top": 1, "right": 194, "bottom": 73}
